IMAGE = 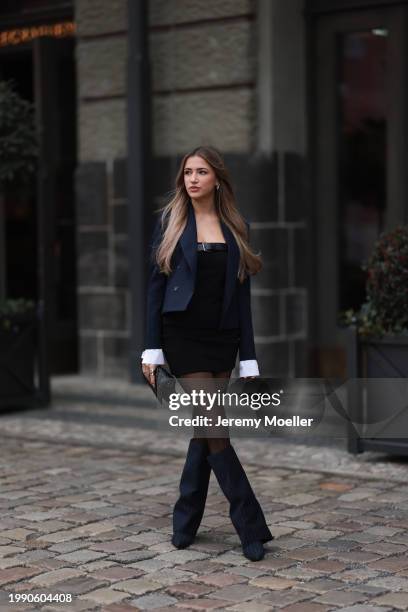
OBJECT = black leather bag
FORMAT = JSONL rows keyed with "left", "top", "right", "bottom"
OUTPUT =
{"left": 141, "top": 361, "right": 177, "bottom": 405}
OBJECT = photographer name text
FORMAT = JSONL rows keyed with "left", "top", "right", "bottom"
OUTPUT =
{"left": 169, "top": 415, "right": 314, "bottom": 429}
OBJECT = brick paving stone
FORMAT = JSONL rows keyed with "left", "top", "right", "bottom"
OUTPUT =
{"left": 130, "top": 593, "right": 179, "bottom": 609}
{"left": 328, "top": 550, "right": 381, "bottom": 563}
{"left": 103, "top": 605, "right": 139, "bottom": 612}
{"left": 366, "top": 575, "right": 408, "bottom": 591}
{"left": 313, "top": 590, "right": 368, "bottom": 606}
{"left": 147, "top": 568, "right": 197, "bottom": 586}
{"left": 0, "top": 566, "right": 42, "bottom": 586}
{"left": 50, "top": 575, "right": 109, "bottom": 595}
{"left": 368, "top": 556, "right": 408, "bottom": 573}
{"left": 278, "top": 603, "right": 331, "bottom": 612}
{"left": 225, "top": 603, "right": 274, "bottom": 612}
{"left": 275, "top": 567, "right": 325, "bottom": 581}
{"left": 79, "top": 559, "right": 116, "bottom": 573}
{"left": 49, "top": 540, "right": 88, "bottom": 554}
{"left": 107, "top": 550, "right": 156, "bottom": 563}
{"left": 297, "top": 529, "right": 344, "bottom": 542}
{"left": 293, "top": 578, "right": 345, "bottom": 593}
{"left": 176, "top": 560, "right": 227, "bottom": 573}
{"left": 166, "top": 581, "right": 214, "bottom": 598}
{"left": 57, "top": 550, "right": 108, "bottom": 565}
{"left": 79, "top": 586, "right": 129, "bottom": 604}
{"left": 0, "top": 544, "right": 25, "bottom": 556}
{"left": 363, "top": 542, "right": 407, "bottom": 556}
{"left": 175, "top": 598, "right": 230, "bottom": 609}
{"left": 279, "top": 494, "right": 321, "bottom": 506}
{"left": 89, "top": 566, "right": 144, "bottom": 582}
{"left": 250, "top": 576, "right": 298, "bottom": 590}
{"left": 89, "top": 540, "right": 143, "bottom": 553}
{"left": 287, "top": 548, "right": 327, "bottom": 561}
{"left": 29, "top": 567, "right": 82, "bottom": 586}
{"left": 257, "top": 589, "right": 314, "bottom": 607}
{"left": 332, "top": 607, "right": 392, "bottom": 612}
{"left": 228, "top": 566, "right": 267, "bottom": 578}
{"left": 371, "top": 592, "right": 408, "bottom": 610}
{"left": 251, "top": 557, "right": 297, "bottom": 571}
{"left": 112, "top": 577, "right": 162, "bottom": 595}
{"left": 333, "top": 568, "right": 382, "bottom": 583}
{"left": 196, "top": 573, "right": 247, "bottom": 587}
{"left": 303, "top": 559, "right": 348, "bottom": 573}
{"left": 1, "top": 528, "right": 34, "bottom": 541}
{"left": 208, "top": 553, "right": 247, "bottom": 566}
{"left": 209, "top": 583, "right": 268, "bottom": 602}
{"left": 318, "top": 482, "right": 354, "bottom": 492}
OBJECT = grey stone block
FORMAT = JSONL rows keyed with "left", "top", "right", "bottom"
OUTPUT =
{"left": 284, "top": 152, "right": 307, "bottom": 222}
{"left": 79, "top": 292, "right": 127, "bottom": 331}
{"left": 103, "top": 335, "right": 130, "bottom": 379}
{"left": 153, "top": 88, "right": 254, "bottom": 155}
{"left": 225, "top": 152, "right": 279, "bottom": 222}
{"left": 113, "top": 158, "right": 128, "bottom": 199}
{"left": 256, "top": 341, "right": 289, "bottom": 377}
{"left": 113, "top": 203, "right": 128, "bottom": 236}
{"left": 79, "top": 334, "right": 98, "bottom": 372}
{"left": 252, "top": 294, "right": 280, "bottom": 337}
{"left": 75, "top": 162, "right": 107, "bottom": 226}
{"left": 77, "top": 231, "right": 109, "bottom": 286}
{"left": 252, "top": 228, "right": 288, "bottom": 289}
{"left": 77, "top": 37, "right": 127, "bottom": 99}
{"left": 286, "top": 292, "right": 307, "bottom": 336}
{"left": 76, "top": 0, "right": 127, "bottom": 36}
{"left": 149, "top": 0, "right": 253, "bottom": 26}
{"left": 113, "top": 237, "right": 129, "bottom": 288}
{"left": 79, "top": 98, "right": 126, "bottom": 162}
{"left": 150, "top": 21, "right": 254, "bottom": 91}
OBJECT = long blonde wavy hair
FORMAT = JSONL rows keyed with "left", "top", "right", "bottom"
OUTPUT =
{"left": 154, "top": 146, "right": 262, "bottom": 283}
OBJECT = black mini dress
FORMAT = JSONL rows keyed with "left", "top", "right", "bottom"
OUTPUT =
{"left": 161, "top": 242, "right": 240, "bottom": 377}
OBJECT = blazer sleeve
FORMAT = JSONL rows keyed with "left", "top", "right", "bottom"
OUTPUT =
{"left": 238, "top": 221, "right": 260, "bottom": 376}
{"left": 142, "top": 216, "right": 167, "bottom": 355}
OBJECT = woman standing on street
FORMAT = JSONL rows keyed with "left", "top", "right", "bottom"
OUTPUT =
{"left": 141, "top": 146, "right": 273, "bottom": 562}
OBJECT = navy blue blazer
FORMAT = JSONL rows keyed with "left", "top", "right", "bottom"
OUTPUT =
{"left": 144, "top": 200, "right": 257, "bottom": 362}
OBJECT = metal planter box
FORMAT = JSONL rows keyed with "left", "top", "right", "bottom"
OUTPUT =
{"left": 0, "top": 306, "right": 49, "bottom": 409}
{"left": 346, "top": 326, "right": 408, "bottom": 455}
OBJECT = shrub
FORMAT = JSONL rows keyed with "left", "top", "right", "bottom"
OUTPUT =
{"left": 341, "top": 225, "right": 408, "bottom": 337}
{"left": 0, "top": 79, "right": 38, "bottom": 185}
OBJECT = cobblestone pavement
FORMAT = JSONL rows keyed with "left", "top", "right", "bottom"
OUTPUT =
{"left": 0, "top": 377, "right": 408, "bottom": 611}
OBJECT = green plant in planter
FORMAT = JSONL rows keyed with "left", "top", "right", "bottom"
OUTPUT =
{"left": 0, "top": 79, "right": 38, "bottom": 184}
{"left": 0, "top": 298, "right": 36, "bottom": 333}
{"left": 340, "top": 225, "right": 408, "bottom": 337}
{"left": 0, "top": 79, "right": 39, "bottom": 304}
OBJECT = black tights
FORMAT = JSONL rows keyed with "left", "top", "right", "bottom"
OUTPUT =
{"left": 179, "top": 370, "right": 232, "bottom": 454}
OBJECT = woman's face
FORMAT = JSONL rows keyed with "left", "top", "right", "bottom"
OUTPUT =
{"left": 183, "top": 156, "right": 218, "bottom": 200}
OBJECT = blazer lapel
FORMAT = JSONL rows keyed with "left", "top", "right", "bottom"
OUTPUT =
{"left": 220, "top": 219, "right": 240, "bottom": 318}
{"left": 179, "top": 200, "right": 239, "bottom": 316}
{"left": 180, "top": 200, "right": 197, "bottom": 277}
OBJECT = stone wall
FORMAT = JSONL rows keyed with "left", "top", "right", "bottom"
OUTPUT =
{"left": 75, "top": 0, "right": 129, "bottom": 378}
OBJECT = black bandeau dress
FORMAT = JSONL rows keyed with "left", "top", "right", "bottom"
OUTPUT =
{"left": 161, "top": 242, "right": 240, "bottom": 377}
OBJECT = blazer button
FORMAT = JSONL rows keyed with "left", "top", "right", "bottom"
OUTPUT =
{"left": 177, "top": 265, "right": 180, "bottom": 269}
{"left": 173, "top": 286, "right": 179, "bottom": 291}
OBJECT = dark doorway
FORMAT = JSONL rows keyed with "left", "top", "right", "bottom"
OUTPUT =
{"left": 0, "top": 34, "right": 78, "bottom": 374}
{"left": 310, "top": 4, "right": 408, "bottom": 377}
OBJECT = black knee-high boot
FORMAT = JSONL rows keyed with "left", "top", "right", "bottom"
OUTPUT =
{"left": 172, "top": 438, "right": 211, "bottom": 548}
{"left": 207, "top": 443, "right": 273, "bottom": 560}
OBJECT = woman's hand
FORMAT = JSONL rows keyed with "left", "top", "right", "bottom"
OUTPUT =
{"left": 142, "top": 362, "right": 158, "bottom": 388}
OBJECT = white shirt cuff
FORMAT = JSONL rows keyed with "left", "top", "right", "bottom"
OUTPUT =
{"left": 239, "top": 360, "right": 260, "bottom": 377}
{"left": 141, "top": 349, "right": 166, "bottom": 365}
